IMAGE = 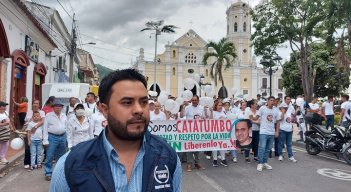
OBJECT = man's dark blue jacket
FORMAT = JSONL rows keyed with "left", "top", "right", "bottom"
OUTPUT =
{"left": 64, "top": 130, "right": 177, "bottom": 192}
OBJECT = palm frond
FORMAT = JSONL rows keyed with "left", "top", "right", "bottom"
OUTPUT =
{"left": 161, "top": 25, "right": 178, "bottom": 33}
{"left": 202, "top": 52, "right": 217, "bottom": 65}
{"left": 140, "top": 27, "right": 153, "bottom": 32}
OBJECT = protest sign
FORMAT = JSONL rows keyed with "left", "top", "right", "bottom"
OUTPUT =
{"left": 148, "top": 119, "right": 239, "bottom": 152}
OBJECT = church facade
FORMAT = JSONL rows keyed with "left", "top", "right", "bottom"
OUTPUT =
{"left": 135, "top": 1, "right": 284, "bottom": 99}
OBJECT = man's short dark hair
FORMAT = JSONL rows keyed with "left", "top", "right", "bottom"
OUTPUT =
{"left": 342, "top": 94, "right": 349, "bottom": 101}
{"left": 268, "top": 96, "right": 275, "bottom": 101}
{"left": 87, "top": 92, "right": 96, "bottom": 97}
{"left": 33, "top": 111, "right": 40, "bottom": 115}
{"left": 234, "top": 119, "right": 252, "bottom": 129}
{"left": 192, "top": 95, "right": 199, "bottom": 100}
{"left": 284, "top": 96, "right": 291, "bottom": 100}
{"left": 99, "top": 68, "right": 147, "bottom": 105}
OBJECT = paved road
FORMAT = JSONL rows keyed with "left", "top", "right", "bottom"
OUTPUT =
{"left": 0, "top": 146, "right": 350, "bottom": 192}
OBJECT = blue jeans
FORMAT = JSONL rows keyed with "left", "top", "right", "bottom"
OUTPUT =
{"left": 45, "top": 134, "right": 67, "bottom": 176}
{"left": 277, "top": 130, "right": 293, "bottom": 158}
{"left": 325, "top": 115, "right": 334, "bottom": 130}
{"left": 258, "top": 134, "right": 274, "bottom": 164}
{"left": 252, "top": 131, "right": 260, "bottom": 158}
{"left": 30, "top": 140, "right": 43, "bottom": 167}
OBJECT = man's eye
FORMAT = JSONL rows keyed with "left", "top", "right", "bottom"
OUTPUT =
{"left": 122, "top": 101, "right": 132, "bottom": 105}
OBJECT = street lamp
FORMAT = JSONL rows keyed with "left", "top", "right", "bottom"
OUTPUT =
{"left": 260, "top": 55, "right": 282, "bottom": 96}
{"left": 141, "top": 20, "right": 177, "bottom": 92}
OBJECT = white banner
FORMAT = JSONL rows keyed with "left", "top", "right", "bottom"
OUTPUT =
{"left": 148, "top": 119, "right": 240, "bottom": 152}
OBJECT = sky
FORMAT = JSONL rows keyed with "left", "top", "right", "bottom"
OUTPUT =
{"left": 33, "top": 0, "right": 290, "bottom": 70}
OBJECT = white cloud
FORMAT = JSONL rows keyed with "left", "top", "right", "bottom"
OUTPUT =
{"left": 38, "top": 0, "right": 282, "bottom": 69}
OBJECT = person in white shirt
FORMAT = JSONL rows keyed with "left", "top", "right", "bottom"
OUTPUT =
{"left": 84, "top": 92, "right": 97, "bottom": 116}
{"left": 149, "top": 100, "right": 155, "bottom": 112}
{"left": 90, "top": 102, "right": 107, "bottom": 137}
{"left": 26, "top": 111, "right": 44, "bottom": 169}
{"left": 254, "top": 96, "right": 280, "bottom": 172}
{"left": 150, "top": 102, "right": 166, "bottom": 121}
{"left": 0, "top": 101, "right": 12, "bottom": 165}
{"left": 23, "top": 99, "right": 46, "bottom": 169}
{"left": 181, "top": 95, "right": 205, "bottom": 172}
{"left": 65, "top": 97, "right": 78, "bottom": 119}
{"left": 306, "top": 96, "right": 323, "bottom": 125}
{"left": 43, "top": 100, "right": 68, "bottom": 181}
{"left": 277, "top": 103, "right": 297, "bottom": 163}
{"left": 340, "top": 94, "right": 351, "bottom": 128}
{"left": 322, "top": 96, "right": 334, "bottom": 130}
{"left": 247, "top": 99, "right": 260, "bottom": 161}
{"left": 232, "top": 101, "right": 251, "bottom": 163}
{"left": 210, "top": 100, "right": 228, "bottom": 167}
{"left": 67, "top": 103, "right": 94, "bottom": 149}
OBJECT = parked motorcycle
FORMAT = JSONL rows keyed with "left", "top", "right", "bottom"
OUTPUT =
{"left": 305, "top": 124, "right": 351, "bottom": 165}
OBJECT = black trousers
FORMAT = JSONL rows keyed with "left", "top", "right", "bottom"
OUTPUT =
{"left": 18, "top": 112, "right": 26, "bottom": 127}
{"left": 24, "top": 136, "right": 31, "bottom": 165}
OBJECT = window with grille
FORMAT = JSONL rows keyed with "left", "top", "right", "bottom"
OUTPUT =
{"left": 185, "top": 52, "right": 196, "bottom": 64}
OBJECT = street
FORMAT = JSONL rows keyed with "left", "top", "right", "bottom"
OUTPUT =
{"left": 0, "top": 146, "right": 350, "bottom": 192}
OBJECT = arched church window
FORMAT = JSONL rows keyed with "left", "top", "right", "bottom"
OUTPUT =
{"left": 243, "top": 22, "right": 247, "bottom": 32}
{"left": 185, "top": 52, "right": 196, "bottom": 64}
{"left": 172, "top": 67, "right": 176, "bottom": 75}
{"left": 234, "top": 22, "right": 238, "bottom": 32}
{"left": 173, "top": 50, "right": 176, "bottom": 58}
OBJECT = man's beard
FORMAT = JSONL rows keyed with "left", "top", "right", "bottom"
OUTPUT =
{"left": 107, "top": 112, "right": 149, "bottom": 141}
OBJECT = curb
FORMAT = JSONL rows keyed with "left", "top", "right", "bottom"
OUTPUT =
{"left": 0, "top": 149, "right": 24, "bottom": 174}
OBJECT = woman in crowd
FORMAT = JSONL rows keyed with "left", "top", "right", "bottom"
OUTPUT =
{"left": 67, "top": 104, "right": 93, "bottom": 149}
{"left": 23, "top": 100, "right": 45, "bottom": 169}
{"left": 0, "top": 101, "right": 13, "bottom": 164}
{"left": 13, "top": 97, "right": 28, "bottom": 128}
{"left": 232, "top": 100, "right": 251, "bottom": 163}
{"left": 42, "top": 96, "right": 55, "bottom": 115}
{"left": 210, "top": 100, "right": 228, "bottom": 167}
{"left": 247, "top": 99, "right": 260, "bottom": 161}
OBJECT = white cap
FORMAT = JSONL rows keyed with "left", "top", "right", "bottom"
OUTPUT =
{"left": 223, "top": 98, "right": 231, "bottom": 103}
{"left": 279, "top": 102, "right": 289, "bottom": 108}
{"left": 149, "top": 100, "right": 155, "bottom": 104}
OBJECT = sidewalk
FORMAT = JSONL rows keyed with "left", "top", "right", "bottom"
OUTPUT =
{"left": 0, "top": 142, "right": 25, "bottom": 177}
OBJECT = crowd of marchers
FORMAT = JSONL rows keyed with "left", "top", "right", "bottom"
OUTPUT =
{"left": 0, "top": 92, "right": 106, "bottom": 181}
{"left": 148, "top": 93, "right": 348, "bottom": 172}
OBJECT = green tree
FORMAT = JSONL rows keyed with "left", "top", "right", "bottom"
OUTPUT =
{"left": 202, "top": 38, "right": 237, "bottom": 98}
{"left": 282, "top": 43, "right": 349, "bottom": 97}
{"left": 251, "top": 0, "right": 329, "bottom": 101}
{"left": 323, "top": 0, "right": 351, "bottom": 69}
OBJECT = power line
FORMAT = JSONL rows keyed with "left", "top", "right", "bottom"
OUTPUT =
{"left": 56, "top": 0, "right": 72, "bottom": 19}
{"left": 80, "top": 33, "right": 155, "bottom": 56}
{"left": 0, "top": 1, "right": 62, "bottom": 50}
{"left": 25, "top": 1, "right": 71, "bottom": 53}
{"left": 84, "top": 45, "right": 154, "bottom": 60}
{"left": 89, "top": 52, "right": 131, "bottom": 66}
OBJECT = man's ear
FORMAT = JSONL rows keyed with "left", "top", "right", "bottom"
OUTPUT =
{"left": 100, "top": 103, "right": 109, "bottom": 119}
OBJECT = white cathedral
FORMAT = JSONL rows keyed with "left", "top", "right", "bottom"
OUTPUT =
{"left": 135, "top": 1, "right": 284, "bottom": 99}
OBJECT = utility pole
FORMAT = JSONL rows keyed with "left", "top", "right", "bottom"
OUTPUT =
{"left": 69, "top": 14, "right": 77, "bottom": 82}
